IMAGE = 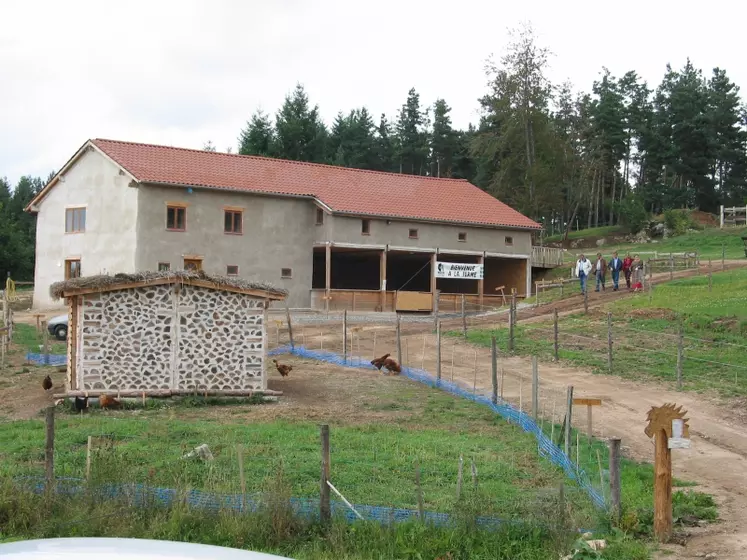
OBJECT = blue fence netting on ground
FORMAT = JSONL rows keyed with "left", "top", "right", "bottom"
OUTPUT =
{"left": 16, "top": 477, "right": 526, "bottom": 530}
{"left": 26, "top": 352, "right": 67, "bottom": 366}
{"left": 269, "top": 345, "right": 607, "bottom": 511}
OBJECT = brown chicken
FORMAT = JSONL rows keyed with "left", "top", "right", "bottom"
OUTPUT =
{"left": 272, "top": 359, "right": 292, "bottom": 377}
{"left": 370, "top": 353, "right": 391, "bottom": 370}
{"left": 382, "top": 357, "right": 401, "bottom": 375}
{"left": 98, "top": 394, "right": 122, "bottom": 409}
{"left": 42, "top": 375, "right": 53, "bottom": 391}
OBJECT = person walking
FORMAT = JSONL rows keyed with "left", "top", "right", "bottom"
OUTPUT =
{"left": 576, "top": 254, "right": 592, "bottom": 294}
{"left": 622, "top": 253, "right": 633, "bottom": 290}
{"left": 593, "top": 252, "right": 607, "bottom": 292}
{"left": 608, "top": 251, "right": 623, "bottom": 291}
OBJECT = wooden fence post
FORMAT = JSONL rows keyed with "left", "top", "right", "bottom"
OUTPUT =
{"left": 396, "top": 314, "right": 402, "bottom": 365}
{"left": 553, "top": 308, "right": 559, "bottom": 361}
{"left": 491, "top": 336, "right": 498, "bottom": 404}
{"left": 456, "top": 454, "right": 463, "bottom": 500}
{"left": 722, "top": 243, "right": 726, "bottom": 271}
{"left": 708, "top": 263, "right": 713, "bottom": 293}
{"left": 42, "top": 321, "right": 49, "bottom": 365}
{"left": 342, "top": 309, "right": 347, "bottom": 363}
{"left": 532, "top": 356, "right": 539, "bottom": 419}
{"left": 415, "top": 459, "right": 424, "bottom": 521}
{"left": 237, "top": 444, "right": 246, "bottom": 511}
{"left": 285, "top": 305, "right": 294, "bottom": 350}
{"left": 461, "top": 294, "right": 467, "bottom": 339}
{"left": 609, "top": 437, "right": 622, "bottom": 522}
{"left": 583, "top": 288, "right": 588, "bottom": 314}
{"left": 677, "top": 320, "right": 684, "bottom": 390}
{"left": 320, "top": 424, "right": 331, "bottom": 524}
{"left": 45, "top": 406, "right": 55, "bottom": 494}
{"left": 508, "top": 295, "right": 515, "bottom": 353}
{"left": 436, "top": 320, "right": 442, "bottom": 382}
{"left": 564, "top": 386, "right": 574, "bottom": 457}
{"left": 669, "top": 256, "right": 674, "bottom": 280}
{"left": 85, "top": 436, "right": 93, "bottom": 483}
{"left": 607, "top": 312, "right": 613, "bottom": 373}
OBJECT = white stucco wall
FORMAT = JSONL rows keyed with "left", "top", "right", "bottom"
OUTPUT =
{"left": 32, "top": 148, "right": 139, "bottom": 309}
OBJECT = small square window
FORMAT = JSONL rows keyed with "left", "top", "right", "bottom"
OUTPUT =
{"left": 361, "top": 219, "right": 371, "bottom": 235}
{"left": 226, "top": 265, "right": 239, "bottom": 276}
{"left": 281, "top": 268, "right": 293, "bottom": 279}
{"left": 224, "top": 210, "right": 243, "bottom": 234}
{"left": 167, "top": 206, "right": 186, "bottom": 231}
{"left": 64, "top": 259, "right": 81, "bottom": 280}
{"left": 158, "top": 262, "right": 170, "bottom": 272}
{"left": 505, "top": 236, "right": 513, "bottom": 246}
{"left": 409, "top": 228, "right": 419, "bottom": 239}
{"left": 458, "top": 232, "right": 467, "bottom": 242}
{"left": 316, "top": 208, "right": 324, "bottom": 225}
{"left": 65, "top": 207, "right": 86, "bottom": 233}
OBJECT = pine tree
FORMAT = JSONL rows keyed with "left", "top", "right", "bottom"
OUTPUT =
{"left": 238, "top": 110, "right": 275, "bottom": 156}
{"left": 430, "top": 99, "right": 459, "bottom": 177}
{"left": 274, "top": 84, "right": 328, "bottom": 163}
{"left": 373, "top": 114, "right": 396, "bottom": 172}
{"left": 395, "top": 88, "right": 430, "bottom": 175}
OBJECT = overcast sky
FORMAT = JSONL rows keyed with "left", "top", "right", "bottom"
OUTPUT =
{"left": 1, "top": 0, "right": 744, "bottom": 186}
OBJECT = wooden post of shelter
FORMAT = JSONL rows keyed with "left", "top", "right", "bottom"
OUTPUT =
{"left": 609, "top": 437, "right": 622, "bottom": 522}
{"left": 645, "top": 404, "right": 691, "bottom": 543}
{"left": 573, "top": 397, "right": 602, "bottom": 444}
{"left": 320, "top": 424, "right": 331, "bottom": 524}
{"left": 491, "top": 336, "right": 498, "bottom": 404}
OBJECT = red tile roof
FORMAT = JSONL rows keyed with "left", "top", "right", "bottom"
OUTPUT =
{"left": 91, "top": 139, "right": 540, "bottom": 230}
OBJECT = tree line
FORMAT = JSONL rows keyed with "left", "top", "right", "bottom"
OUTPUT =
{"left": 236, "top": 25, "right": 747, "bottom": 236}
{"left": 0, "top": 176, "right": 45, "bottom": 281}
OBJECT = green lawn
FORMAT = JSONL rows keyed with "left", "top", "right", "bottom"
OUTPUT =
{"left": 545, "top": 226, "right": 625, "bottom": 244}
{"left": 11, "top": 323, "right": 67, "bottom": 355}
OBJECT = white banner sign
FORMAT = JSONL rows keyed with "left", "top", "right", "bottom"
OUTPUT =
{"left": 435, "top": 261, "right": 484, "bottom": 280}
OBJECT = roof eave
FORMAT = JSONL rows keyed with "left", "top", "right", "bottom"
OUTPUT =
{"left": 331, "top": 209, "right": 542, "bottom": 231}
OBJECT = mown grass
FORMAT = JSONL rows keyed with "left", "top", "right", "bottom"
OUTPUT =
{"left": 545, "top": 226, "right": 625, "bottom": 243}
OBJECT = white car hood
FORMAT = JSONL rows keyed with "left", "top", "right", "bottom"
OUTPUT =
{"left": 0, "top": 538, "right": 293, "bottom": 560}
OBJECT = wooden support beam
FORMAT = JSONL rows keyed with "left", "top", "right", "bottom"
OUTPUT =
{"left": 54, "top": 389, "right": 283, "bottom": 398}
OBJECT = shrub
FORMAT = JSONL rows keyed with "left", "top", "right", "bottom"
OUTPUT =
{"left": 662, "top": 209, "right": 699, "bottom": 236}
{"left": 617, "top": 197, "right": 649, "bottom": 234}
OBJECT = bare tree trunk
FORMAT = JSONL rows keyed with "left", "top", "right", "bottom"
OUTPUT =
{"left": 564, "top": 200, "right": 582, "bottom": 242}
{"left": 610, "top": 171, "right": 617, "bottom": 225}
{"left": 587, "top": 167, "right": 596, "bottom": 230}
{"left": 594, "top": 168, "right": 601, "bottom": 228}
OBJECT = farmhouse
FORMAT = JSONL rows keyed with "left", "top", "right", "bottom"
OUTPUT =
{"left": 49, "top": 270, "right": 286, "bottom": 397}
{"left": 26, "top": 139, "right": 560, "bottom": 311}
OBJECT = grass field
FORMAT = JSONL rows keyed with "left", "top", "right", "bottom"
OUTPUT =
{"left": 467, "top": 268, "right": 747, "bottom": 396}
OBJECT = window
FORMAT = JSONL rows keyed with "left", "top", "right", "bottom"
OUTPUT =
{"left": 226, "top": 265, "right": 239, "bottom": 276}
{"left": 166, "top": 206, "right": 186, "bottom": 231}
{"left": 315, "top": 208, "right": 324, "bottom": 225}
{"left": 281, "top": 268, "right": 293, "bottom": 279}
{"left": 361, "top": 219, "right": 371, "bottom": 235}
{"left": 224, "top": 210, "right": 243, "bottom": 234}
{"left": 409, "top": 228, "right": 419, "bottom": 239}
{"left": 64, "top": 259, "right": 81, "bottom": 280}
{"left": 458, "top": 232, "right": 467, "bottom": 242}
{"left": 65, "top": 207, "right": 86, "bottom": 233}
{"left": 505, "top": 236, "right": 514, "bottom": 246}
{"left": 158, "top": 262, "right": 170, "bottom": 272}
{"left": 183, "top": 258, "right": 202, "bottom": 271}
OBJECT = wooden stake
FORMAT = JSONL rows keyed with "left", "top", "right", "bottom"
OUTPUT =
{"left": 499, "top": 364, "right": 505, "bottom": 400}
{"left": 456, "top": 454, "right": 463, "bottom": 499}
{"left": 450, "top": 343, "right": 455, "bottom": 382}
{"left": 285, "top": 305, "right": 294, "bottom": 349}
{"left": 587, "top": 404, "right": 593, "bottom": 444}
{"left": 583, "top": 288, "right": 589, "bottom": 314}
{"left": 491, "top": 336, "right": 498, "bottom": 404}
{"left": 320, "top": 425, "right": 331, "bottom": 524}
{"left": 531, "top": 356, "right": 539, "bottom": 419}
{"left": 372, "top": 330, "right": 377, "bottom": 359}
{"left": 609, "top": 438, "right": 622, "bottom": 522}
{"left": 415, "top": 459, "right": 424, "bottom": 521}
{"left": 654, "top": 429, "right": 673, "bottom": 542}
{"left": 564, "top": 386, "right": 574, "bottom": 456}
{"left": 471, "top": 458, "right": 478, "bottom": 489}
{"left": 576, "top": 431, "right": 580, "bottom": 467}
{"left": 237, "top": 444, "right": 246, "bottom": 511}
{"left": 421, "top": 334, "right": 426, "bottom": 370}
{"left": 677, "top": 319, "right": 684, "bottom": 390}
{"left": 597, "top": 449, "right": 605, "bottom": 496}
{"left": 42, "top": 322, "right": 49, "bottom": 365}
{"left": 396, "top": 314, "right": 402, "bottom": 365}
{"left": 85, "top": 435, "right": 92, "bottom": 482}
{"left": 607, "top": 312, "right": 613, "bottom": 373}
{"left": 436, "top": 320, "right": 442, "bottom": 382}
{"left": 472, "top": 349, "right": 477, "bottom": 394}
{"left": 708, "top": 259, "right": 713, "bottom": 292}
{"left": 45, "top": 406, "right": 55, "bottom": 494}
{"left": 519, "top": 376, "right": 523, "bottom": 412}
{"left": 342, "top": 309, "right": 348, "bottom": 363}
{"left": 461, "top": 294, "right": 467, "bottom": 339}
{"left": 553, "top": 308, "right": 559, "bottom": 361}
{"left": 320, "top": 331, "right": 323, "bottom": 350}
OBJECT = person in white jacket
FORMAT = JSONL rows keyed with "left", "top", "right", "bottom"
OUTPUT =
{"left": 576, "top": 254, "right": 592, "bottom": 294}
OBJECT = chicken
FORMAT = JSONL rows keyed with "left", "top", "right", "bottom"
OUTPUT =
{"left": 98, "top": 394, "right": 122, "bottom": 409}
{"left": 42, "top": 375, "right": 53, "bottom": 391}
{"left": 370, "top": 353, "right": 391, "bottom": 370}
{"left": 74, "top": 396, "right": 89, "bottom": 413}
{"left": 272, "top": 359, "right": 292, "bottom": 377}
{"left": 382, "top": 357, "right": 401, "bottom": 375}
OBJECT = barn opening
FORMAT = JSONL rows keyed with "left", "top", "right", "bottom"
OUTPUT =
{"left": 312, "top": 247, "right": 381, "bottom": 290}
{"left": 386, "top": 251, "right": 432, "bottom": 292}
{"left": 484, "top": 256, "right": 528, "bottom": 297}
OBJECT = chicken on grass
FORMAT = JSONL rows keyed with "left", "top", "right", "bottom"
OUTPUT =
{"left": 382, "top": 357, "right": 401, "bottom": 375}
{"left": 371, "top": 353, "right": 391, "bottom": 370}
{"left": 98, "top": 394, "right": 122, "bottom": 409}
{"left": 272, "top": 359, "right": 292, "bottom": 377}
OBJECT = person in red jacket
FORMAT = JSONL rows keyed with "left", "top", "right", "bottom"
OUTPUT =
{"left": 622, "top": 253, "right": 634, "bottom": 290}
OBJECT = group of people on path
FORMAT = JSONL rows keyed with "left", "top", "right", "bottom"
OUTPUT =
{"left": 575, "top": 252, "right": 644, "bottom": 294}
